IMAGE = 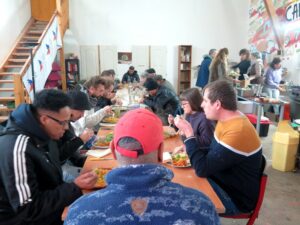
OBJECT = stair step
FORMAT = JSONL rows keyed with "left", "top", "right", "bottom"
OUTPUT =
{"left": 23, "top": 36, "right": 40, "bottom": 40}
{"left": 3, "top": 65, "right": 24, "bottom": 68}
{"left": 0, "top": 80, "right": 14, "bottom": 83}
{"left": 16, "top": 47, "right": 33, "bottom": 50}
{"left": 0, "top": 72, "right": 16, "bottom": 75}
{"left": 8, "top": 59, "right": 27, "bottom": 63}
{"left": 19, "top": 41, "right": 38, "bottom": 44}
{"left": 0, "top": 88, "right": 14, "bottom": 92}
{"left": 31, "top": 25, "right": 47, "bottom": 29}
{"left": 12, "top": 53, "right": 30, "bottom": 57}
{"left": 27, "top": 30, "right": 43, "bottom": 35}
{"left": 34, "top": 21, "right": 48, "bottom": 24}
{"left": 0, "top": 116, "right": 9, "bottom": 122}
{"left": 0, "top": 97, "right": 15, "bottom": 101}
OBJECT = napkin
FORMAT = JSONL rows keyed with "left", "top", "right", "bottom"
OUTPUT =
{"left": 163, "top": 152, "right": 172, "bottom": 163}
{"left": 86, "top": 149, "right": 111, "bottom": 158}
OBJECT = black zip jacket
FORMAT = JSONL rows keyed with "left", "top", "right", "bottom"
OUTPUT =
{"left": 0, "top": 104, "right": 82, "bottom": 225}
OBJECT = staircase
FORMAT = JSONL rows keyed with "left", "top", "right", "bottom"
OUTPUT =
{"left": 0, "top": 20, "right": 49, "bottom": 122}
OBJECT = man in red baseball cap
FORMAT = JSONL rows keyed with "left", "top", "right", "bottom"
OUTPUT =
{"left": 65, "top": 108, "right": 220, "bottom": 225}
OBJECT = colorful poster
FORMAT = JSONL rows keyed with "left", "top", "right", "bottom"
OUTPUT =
{"left": 249, "top": 0, "right": 279, "bottom": 53}
{"left": 249, "top": 0, "right": 300, "bottom": 54}
{"left": 22, "top": 17, "right": 62, "bottom": 100}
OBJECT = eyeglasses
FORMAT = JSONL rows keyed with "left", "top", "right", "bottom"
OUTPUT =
{"left": 45, "top": 115, "right": 70, "bottom": 127}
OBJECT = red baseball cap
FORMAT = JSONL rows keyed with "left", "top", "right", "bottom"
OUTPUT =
{"left": 113, "top": 108, "right": 163, "bottom": 158}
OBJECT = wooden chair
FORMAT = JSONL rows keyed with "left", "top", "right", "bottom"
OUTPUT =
{"left": 221, "top": 155, "right": 268, "bottom": 225}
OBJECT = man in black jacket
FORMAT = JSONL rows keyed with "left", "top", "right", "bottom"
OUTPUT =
{"left": 142, "top": 78, "right": 180, "bottom": 125}
{"left": 121, "top": 66, "right": 140, "bottom": 83}
{"left": 59, "top": 90, "right": 95, "bottom": 181}
{"left": 0, "top": 89, "right": 97, "bottom": 225}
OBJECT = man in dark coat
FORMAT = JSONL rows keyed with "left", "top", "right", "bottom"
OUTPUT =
{"left": 196, "top": 49, "right": 217, "bottom": 88}
{"left": 121, "top": 66, "right": 140, "bottom": 83}
{"left": 142, "top": 78, "right": 180, "bottom": 125}
{"left": 0, "top": 89, "right": 97, "bottom": 225}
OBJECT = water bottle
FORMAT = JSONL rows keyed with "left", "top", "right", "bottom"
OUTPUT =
{"left": 83, "top": 135, "right": 97, "bottom": 149}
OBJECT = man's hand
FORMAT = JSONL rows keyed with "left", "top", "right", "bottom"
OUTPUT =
{"left": 174, "top": 116, "right": 194, "bottom": 138}
{"left": 80, "top": 128, "right": 94, "bottom": 143}
{"left": 74, "top": 171, "right": 98, "bottom": 190}
{"left": 103, "top": 106, "right": 112, "bottom": 115}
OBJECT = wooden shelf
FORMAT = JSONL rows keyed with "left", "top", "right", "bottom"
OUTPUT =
{"left": 177, "top": 45, "right": 192, "bottom": 94}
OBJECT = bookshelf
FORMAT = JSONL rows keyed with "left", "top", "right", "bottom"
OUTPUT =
{"left": 65, "top": 58, "right": 80, "bottom": 88}
{"left": 178, "top": 45, "right": 192, "bottom": 94}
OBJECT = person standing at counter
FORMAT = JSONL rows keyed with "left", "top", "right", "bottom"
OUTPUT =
{"left": 248, "top": 52, "right": 264, "bottom": 84}
{"left": 174, "top": 80, "right": 262, "bottom": 215}
{"left": 209, "top": 48, "right": 229, "bottom": 83}
{"left": 264, "top": 57, "right": 283, "bottom": 115}
{"left": 196, "top": 49, "right": 217, "bottom": 88}
{"left": 231, "top": 49, "right": 251, "bottom": 80}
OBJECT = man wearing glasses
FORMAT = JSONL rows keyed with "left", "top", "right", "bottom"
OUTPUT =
{"left": 0, "top": 89, "right": 97, "bottom": 225}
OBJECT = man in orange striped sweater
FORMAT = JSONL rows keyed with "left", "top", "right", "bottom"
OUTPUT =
{"left": 174, "top": 80, "right": 263, "bottom": 215}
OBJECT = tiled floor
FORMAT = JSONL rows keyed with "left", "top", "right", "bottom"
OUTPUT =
{"left": 221, "top": 124, "right": 300, "bottom": 225}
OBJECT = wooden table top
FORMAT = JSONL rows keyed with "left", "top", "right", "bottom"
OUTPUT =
{"left": 62, "top": 126, "right": 225, "bottom": 220}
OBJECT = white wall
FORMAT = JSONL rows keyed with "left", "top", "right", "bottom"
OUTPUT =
{"left": 0, "top": 0, "right": 31, "bottom": 64}
{"left": 68, "top": 0, "right": 250, "bottom": 88}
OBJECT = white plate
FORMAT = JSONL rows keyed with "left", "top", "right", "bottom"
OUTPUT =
{"left": 294, "top": 119, "right": 300, "bottom": 125}
{"left": 99, "top": 122, "right": 116, "bottom": 127}
{"left": 92, "top": 144, "right": 110, "bottom": 149}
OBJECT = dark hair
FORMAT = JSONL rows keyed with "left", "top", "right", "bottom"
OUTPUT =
{"left": 101, "top": 70, "right": 115, "bottom": 77}
{"left": 129, "top": 66, "right": 135, "bottom": 70}
{"left": 143, "top": 78, "right": 159, "bottom": 91}
{"left": 146, "top": 68, "right": 156, "bottom": 74}
{"left": 84, "top": 76, "right": 106, "bottom": 89}
{"left": 67, "top": 90, "right": 91, "bottom": 110}
{"left": 239, "top": 48, "right": 250, "bottom": 60}
{"left": 153, "top": 75, "right": 164, "bottom": 81}
{"left": 270, "top": 57, "right": 281, "bottom": 69}
{"left": 209, "top": 49, "right": 217, "bottom": 56}
{"left": 180, "top": 88, "right": 203, "bottom": 112}
{"left": 33, "top": 89, "right": 72, "bottom": 112}
{"left": 203, "top": 80, "right": 237, "bottom": 111}
{"left": 104, "top": 79, "right": 114, "bottom": 89}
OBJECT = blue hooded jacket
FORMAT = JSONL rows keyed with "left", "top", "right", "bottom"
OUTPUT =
{"left": 196, "top": 55, "right": 212, "bottom": 88}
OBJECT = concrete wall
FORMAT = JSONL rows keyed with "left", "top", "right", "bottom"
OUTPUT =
{"left": 67, "top": 0, "right": 250, "bottom": 87}
{"left": 0, "top": 0, "right": 31, "bottom": 64}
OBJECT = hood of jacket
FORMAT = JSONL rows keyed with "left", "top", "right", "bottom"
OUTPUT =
{"left": 9, "top": 104, "right": 50, "bottom": 142}
{"left": 203, "top": 54, "right": 212, "bottom": 60}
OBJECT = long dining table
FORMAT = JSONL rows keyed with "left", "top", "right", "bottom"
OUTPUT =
{"left": 62, "top": 125, "right": 225, "bottom": 220}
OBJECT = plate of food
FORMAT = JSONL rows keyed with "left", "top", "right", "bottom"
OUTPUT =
{"left": 171, "top": 152, "right": 191, "bottom": 168}
{"left": 102, "top": 116, "right": 119, "bottom": 124}
{"left": 92, "top": 133, "right": 113, "bottom": 149}
{"left": 93, "top": 167, "right": 112, "bottom": 188}
{"left": 100, "top": 116, "right": 119, "bottom": 127}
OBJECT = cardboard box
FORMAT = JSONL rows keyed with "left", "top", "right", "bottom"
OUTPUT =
{"left": 240, "top": 79, "right": 250, "bottom": 88}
